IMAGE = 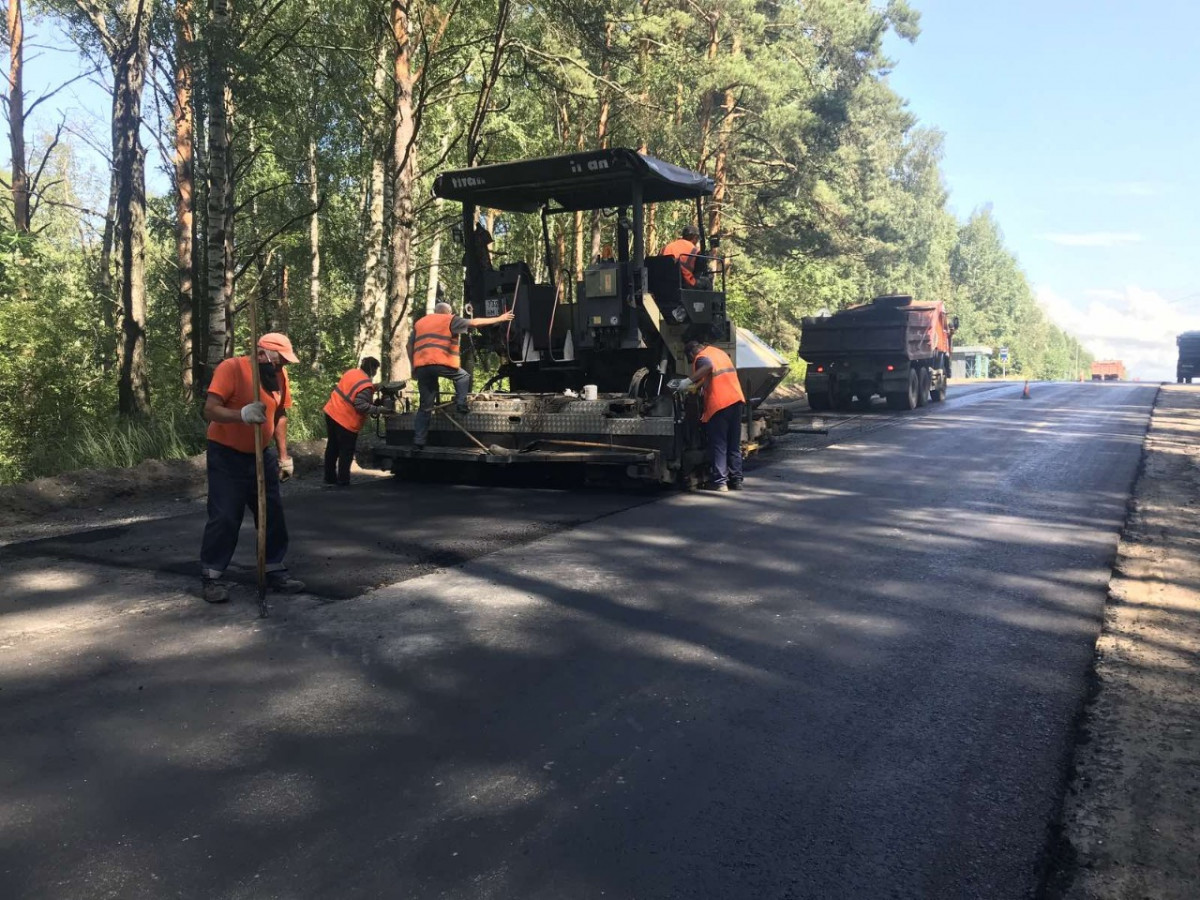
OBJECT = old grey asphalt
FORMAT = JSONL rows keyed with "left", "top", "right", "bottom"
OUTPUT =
{"left": 0, "top": 381, "right": 1154, "bottom": 899}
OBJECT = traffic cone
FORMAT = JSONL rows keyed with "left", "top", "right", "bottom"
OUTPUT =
{"left": 1021, "top": 380, "right": 1031, "bottom": 399}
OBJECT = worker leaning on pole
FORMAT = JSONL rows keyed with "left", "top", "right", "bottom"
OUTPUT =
{"left": 668, "top": 328, "right": 747, "bottom": 492}
{"left": 409, "top": 301, "right": 514, "bottom": 449}
{"left": 322, "top": 356, "right": 393, "bottom": 487}
{"left": 198, "top": 332, "right": 305, "bottom": 604}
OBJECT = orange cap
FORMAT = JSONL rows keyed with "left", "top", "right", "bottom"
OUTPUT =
{"left": 258, "top": 332, "right": 299, "bottom": 364}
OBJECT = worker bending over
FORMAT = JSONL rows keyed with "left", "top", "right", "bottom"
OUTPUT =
{"left": 199, "top": 332, "right": 305, "bottom": 603}
{"left": 323, "top": 356, "right": 392, "bottom": 487}
{"left": 669, "top": 334, "right": 747, "bottom": 492}
{"left": 410, "top": 302, "right": 514, "bottom": 449}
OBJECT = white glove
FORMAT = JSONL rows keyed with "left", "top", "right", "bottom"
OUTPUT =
{"left": 666, "top": 377, "right": 694, "bottom": 393}
{"left": 279, "top": 456, "right": 294, "bottom": 482}
{"left": 240, "top": 401, "right": 267, "bottom": 424}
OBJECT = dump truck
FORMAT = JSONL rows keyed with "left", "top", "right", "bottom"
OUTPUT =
{"left": 799, "top": 295, "right": 955, "bottom": 412}
{"left": 369, "top": 148, "right": 790, "bottom": 486}
{"left": 1177, "top": 333, "right": 1200, "bottom": 383}
{"left": 1090, "top": 360, "right": 1126, "bottom": 382}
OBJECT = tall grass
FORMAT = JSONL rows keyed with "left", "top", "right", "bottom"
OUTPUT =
{"left": 65, "top": 406, "right": 208, "bottom": 473}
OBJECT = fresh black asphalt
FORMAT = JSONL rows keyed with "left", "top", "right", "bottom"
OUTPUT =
{"left": 0, "top": 382, "right": 1156, "bottom": 899}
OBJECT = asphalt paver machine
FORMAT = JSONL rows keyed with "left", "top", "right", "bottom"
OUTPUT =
{"left": 371, "top": 148, "right": 789, "bottom": 486}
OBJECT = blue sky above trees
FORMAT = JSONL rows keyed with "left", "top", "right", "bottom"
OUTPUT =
{"left": 884, "top": 0, "right": 1200, "bottom": 380}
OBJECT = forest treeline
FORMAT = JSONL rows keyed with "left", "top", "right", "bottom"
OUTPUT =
{"left": 1, "top": 0, "right": 1089, "bottom": 483}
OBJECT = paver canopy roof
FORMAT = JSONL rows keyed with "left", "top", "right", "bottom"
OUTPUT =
{"left": 432, "top": 148, "right": 714, "bottom": 212}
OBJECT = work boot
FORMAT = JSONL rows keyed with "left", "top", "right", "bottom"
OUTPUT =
{"left": 728, "top": 480, "right": 743, "bottom": 491}
{"left": 202, "top": 578, "right": 231, "bottom": 604}
{"left": 266, "top": 573, "right": 306, "bottom": 594}
{"left": 455, "top": 403, "right": 470, "bottom": 416}
{"left": 702, "top": 482, "right": 729, "bottom": 493}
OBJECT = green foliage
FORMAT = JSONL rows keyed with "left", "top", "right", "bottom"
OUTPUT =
{"left": 67, "top": 405, "right": 207, "bottom": 471}
{"left": 0, "top": 228, "right": 111, "bottom": 482}
{"left": 2, "top": 0, "right": 1094, "bottom": 485}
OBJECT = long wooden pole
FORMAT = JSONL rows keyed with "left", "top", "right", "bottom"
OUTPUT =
{"left": 246, "top": 298, "right": 269, "bottom": 617}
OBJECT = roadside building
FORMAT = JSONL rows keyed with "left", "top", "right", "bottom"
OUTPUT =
{"left": 951, "top": 345, "right": 993, "bottom": 380}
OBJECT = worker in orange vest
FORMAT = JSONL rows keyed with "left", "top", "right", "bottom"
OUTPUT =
{"left": 668, "top": 332, "right": 747, "bottom": 492}
{"left": 322, "top": 356, "right": 390, "bottom": 487}
{"left": 661, "top": 224, "right": 709, "bottom": 289}
{"left": 410, "top": 302, "right": 514, "bottom": 448}
{"left": 198, "top": 332, "right": 305, "bottom": 603}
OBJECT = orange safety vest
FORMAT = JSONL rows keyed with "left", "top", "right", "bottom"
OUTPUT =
{"left": 662, "top": 238, "right": 699, "bottom": 286}
{"left": 693, "top": 345, "right": 745, "bottom": 423}
{"left": 323, "top": 367, "right": 375, "bottom": 433}
{"left": 412, "top": 313, "right": 461, "bottom": 369}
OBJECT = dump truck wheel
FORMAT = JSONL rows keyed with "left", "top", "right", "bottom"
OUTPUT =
{"left": 807, "top": 389, "right": 831, "bottom": 412}
{"left": 917, "top": 367, "right": 931, "bottom": 407}
{"left": 895, "top": 369, "right": 919, "bottom": 410}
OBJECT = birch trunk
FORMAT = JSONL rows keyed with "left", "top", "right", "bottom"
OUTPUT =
{"left": 5, "top": 0, "right": 29, "bottom": 231}
{"left": 385, "top": 0, "right": 416, "bottom": 382}
{"left": 354, "top": 38, "right": 389, "bottom": 361}
{"left": 98, "top": 168, "right": 117, "bottom": 372}
{"left": 307, "top": 135, "right": 321, "bottom": 367}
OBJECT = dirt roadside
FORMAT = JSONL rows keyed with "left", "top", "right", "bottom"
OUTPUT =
{"left": 0, "top": 439, "right": 385, "bottom": 544}
{"left": 1045, "top": 384, "right": 1200, "bottom": 899}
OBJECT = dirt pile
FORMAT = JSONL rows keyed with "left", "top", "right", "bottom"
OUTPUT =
{"left": 0, "top": 439, "right": 335, "bottom": 527}
{"left": 1047, "top": 384, "right": 1200, "bottom": 899}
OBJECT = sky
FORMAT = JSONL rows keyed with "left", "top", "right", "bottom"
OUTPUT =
{"left": 882, "top": 0, "right": 1200, "bottom": 381}
{"left": 6, "top": 4, "right": 1198, "bottom": 380}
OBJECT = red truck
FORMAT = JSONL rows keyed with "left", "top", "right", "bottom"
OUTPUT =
{"left": 800, "top": 295, "right": 955, "bottom": 411}
{"left": 1090, "top": 360, "right": 1126, "bottom": 382}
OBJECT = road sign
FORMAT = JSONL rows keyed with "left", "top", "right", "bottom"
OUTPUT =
{"left": 999, "top": 347, "right": 1009, "bottom": 362}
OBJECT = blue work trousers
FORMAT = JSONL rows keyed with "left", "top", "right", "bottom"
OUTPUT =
{"left": 199, "top": 440, "right": 289, "bottom": 580}
{"left": 413, "top": 365, "right": 472, "bottom": 445}
{"left": 704, "top": 401, "right": 745, "bottom": 486}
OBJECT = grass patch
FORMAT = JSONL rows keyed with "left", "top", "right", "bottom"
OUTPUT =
{"left": 65, "top": 406, "right": 208, "bottom": 472}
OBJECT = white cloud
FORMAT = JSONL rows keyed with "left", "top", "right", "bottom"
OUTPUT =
{"left": 1082, "top": 288, "right": 1125, "bottom": 301}
{"left": 1075, "top": 181, "right": 1167, "bottom": 198}
{"left": 1038, "top": 232, "right": 1145, "bottom": 247}
{"left": 1037, "top": 285, "right": 1200, "bottom": 382}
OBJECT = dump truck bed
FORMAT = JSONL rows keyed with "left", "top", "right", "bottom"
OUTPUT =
{"left": 799, "top": 297, "right": 950, "bottom": 363}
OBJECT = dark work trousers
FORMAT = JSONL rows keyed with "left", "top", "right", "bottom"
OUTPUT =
{"left": 199, "top": 440, "right": 289, "bottom": 580}
{"left": 324, "top": 413, "right": 359, "bottom": 485}
{"left": 413, "top": 364, "right": 472, "bottom": 445}
{"left": 704, "top": 401, "right": 745, "bottom": 486}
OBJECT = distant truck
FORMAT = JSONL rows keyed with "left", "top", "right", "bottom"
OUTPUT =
{"left": 800, "top": 295, "right": 955, "bottom": 411}
{"left": 1090, "top": 360, "right": 1126, "bottom": 382}
{"left": 1177, "top": 332, "right": 1200, "bottom": 383}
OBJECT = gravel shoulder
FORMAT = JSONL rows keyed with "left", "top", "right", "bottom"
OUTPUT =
{"left": 1046, "top": 384, "right": 1200, "bottom": 899}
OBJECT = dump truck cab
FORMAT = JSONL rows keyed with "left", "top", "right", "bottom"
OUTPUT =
{"left": 1177, "top": 332, "right": 1200, "bottom": 383}
{"left": 371, "top": 148, "right": 789, "bottom": 485}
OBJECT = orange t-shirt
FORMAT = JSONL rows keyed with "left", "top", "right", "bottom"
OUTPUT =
{"left": 662, "top": 238, "right": 699, "bottom": 285}
{"left": 206, "top": 356, "right": 292, "bottom": 453}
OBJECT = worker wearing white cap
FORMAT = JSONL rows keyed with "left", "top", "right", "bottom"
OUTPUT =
{"left": 197, "top": 332, "right": 305, "bottom": 604}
